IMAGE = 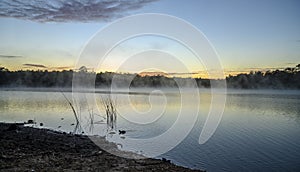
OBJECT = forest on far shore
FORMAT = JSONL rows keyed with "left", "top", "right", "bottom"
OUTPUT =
{"left": 0, "top": 64, "right": 299, "bottom": 89}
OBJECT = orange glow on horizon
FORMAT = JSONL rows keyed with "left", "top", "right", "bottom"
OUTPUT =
{"left": 2, "top": 64, "right": 287, "bottom": 79}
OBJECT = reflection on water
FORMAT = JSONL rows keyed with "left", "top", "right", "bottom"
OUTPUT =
{"left": 0, "top": 89, "right": 300, "bottom": 171}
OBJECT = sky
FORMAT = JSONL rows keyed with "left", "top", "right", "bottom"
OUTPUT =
{"left": 0, "top": 0, "right": 299, "bottom": 78}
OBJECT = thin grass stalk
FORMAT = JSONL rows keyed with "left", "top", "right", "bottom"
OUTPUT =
{"left": 101, "top": 95, "right": 117, "bottom": 130}
{"left": 61, "top": 91, "right": 79, "bottom": 124}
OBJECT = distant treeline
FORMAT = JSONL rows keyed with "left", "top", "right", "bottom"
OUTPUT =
{"left": 0, "top": 64, "right": 299, "bottom": 89}
{"left": 226, "top": 64, "right": 300, "bottom": 89}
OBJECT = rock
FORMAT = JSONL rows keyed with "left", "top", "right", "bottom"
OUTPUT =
{"left": 118, "top": 130, "right": 126, "bottom": 135}
{"left": 162, "top": 158, "right": 171, "bottom": 163}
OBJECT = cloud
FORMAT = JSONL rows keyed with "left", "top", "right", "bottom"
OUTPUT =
{"left": 49, "top": 66, "right": 74, "bottom": 70}
{"left": 285, "top": 62, "right": 297, "bottom": 65}
{"left": 168, "top": 72, "right": 198, "bottom": 75}
{"left": 0, "top": 55, "right": 23, "bottom": 58}
{"left": 23, "top": 63, "right": 47, "bottom": 68}
{"left": 0, "top": 0, "right": 158, "bottom": 23}
{"left": 22, "top": 64, "right": 75, "bottom": 70}
{"left": 138, "top": 71, "right": 200, "bottom": 77}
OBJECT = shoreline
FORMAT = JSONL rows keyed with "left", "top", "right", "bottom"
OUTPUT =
{"left": 0, "top": 123, "right": 203, "bottom": 171}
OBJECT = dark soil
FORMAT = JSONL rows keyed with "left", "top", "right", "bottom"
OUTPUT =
{"left": 0, "top": 123, "right": 203, "bottom": 172}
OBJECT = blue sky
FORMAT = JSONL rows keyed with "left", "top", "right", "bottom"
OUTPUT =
{"left": 0, "top": 0, "right": 299, "bottom": 76}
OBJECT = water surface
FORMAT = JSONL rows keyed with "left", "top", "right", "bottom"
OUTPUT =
{"left": 0, "top": 89, "right": 299, "bottom": 171}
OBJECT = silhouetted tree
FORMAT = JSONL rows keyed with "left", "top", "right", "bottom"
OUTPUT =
{"left": 0, "top": 64, "right": 299, "bottom": 89}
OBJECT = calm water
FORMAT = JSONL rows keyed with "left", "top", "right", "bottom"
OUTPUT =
{"left": 1, "top": 89, "right": 300, "bottom": 171}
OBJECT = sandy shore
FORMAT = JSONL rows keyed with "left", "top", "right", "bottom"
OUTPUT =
{"left": 0, "top": 123, "right": 203, "bottom": 171}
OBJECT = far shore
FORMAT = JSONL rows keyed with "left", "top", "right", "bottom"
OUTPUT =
{"left": 1, "top": 87, "right": 300, "bottom": 96}
{"left": 0, "top": 122, "right": 203, "bottom": 171}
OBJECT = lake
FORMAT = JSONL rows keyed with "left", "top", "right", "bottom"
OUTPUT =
{"left": 0, "top": 89, "right": 300, "bottom": 171}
